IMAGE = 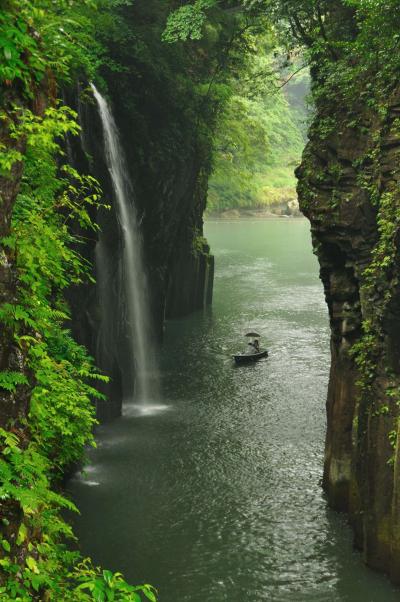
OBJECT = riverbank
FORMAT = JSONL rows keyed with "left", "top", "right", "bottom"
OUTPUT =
{"left": 205, "top": 198, "right": 302, "bottom": 219}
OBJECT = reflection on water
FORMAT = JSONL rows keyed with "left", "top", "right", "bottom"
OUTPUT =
{"left": 69, "top": 219, "right": 398, "bottom": 601}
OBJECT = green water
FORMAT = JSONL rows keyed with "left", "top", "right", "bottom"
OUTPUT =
{"left": 69, "top": 219, "right": 399, "bottom": 601}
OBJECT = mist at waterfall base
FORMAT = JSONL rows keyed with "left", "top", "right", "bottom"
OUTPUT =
{"left": 91, "top": 84, "right": 159, "bottom": 406}
{"left": 69, "top": 219, "right": 399, "bottom": 602}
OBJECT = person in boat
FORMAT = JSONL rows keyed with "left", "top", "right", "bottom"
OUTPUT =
{"left": 247, "top": 339, "right": 260, "bottom": 354}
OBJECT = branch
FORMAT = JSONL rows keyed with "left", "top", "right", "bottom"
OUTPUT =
{"left": 275, "top": 64, "right": 308, "bottom": 90}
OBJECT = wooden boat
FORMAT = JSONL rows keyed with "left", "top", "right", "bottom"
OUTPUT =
{"left": 233, "top": 331, "right": 268, "bottom": 364}
{"left": 233, "top": 349, "right": 268, "bottom": 364}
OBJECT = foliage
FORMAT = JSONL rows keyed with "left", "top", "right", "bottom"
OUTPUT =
{"left": 73, "top": 561, "right": 158, "bottom": 602}
{"left": 0, "top": 426, "right": 156, "bottom": 601}
{"left": 0, "top": 428, "right": 78, "bottom": 601}
{"left": 0, "top": 97, "right": 147, "bottom": 601}
{"left": 0, "top": 1, "right": 157, "bottom": 599}
{"left": 163, "top": 0, "right": 216, "bottom": 42}
{"left": 207, "top": 48, "right": 308, "bottom": 212}
{"left": 162, "top": 2, "right": 310, "bottom": 214}
{"left": 0, "top": 9, "right": 45, "bottom": 94}
{"left": 1, "top": 104, "right": 104, "bottom": 465}
{"left": 350, "top": 186, "right": 400, "bottom": 457}
{"left": 0, "top": 0, "right": 104, "bottom": 96}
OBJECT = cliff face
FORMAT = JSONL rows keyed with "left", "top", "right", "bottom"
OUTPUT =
{"left": 66, "top": 5, "right": 216, "bottom": 413}
{"left": 298, "top": 73, "right": 400, "bottom": 579}
{"left": 66, "top": 93, "right": 214, "bottom": 417}
{"left": 165, "top": 168, "right": 214, "bottom": 319}
{"left": 90, "top": 1, "right": 217, "bottom": 331}
{"left": 102, "top": 90, "right": 214, "bottom": 330}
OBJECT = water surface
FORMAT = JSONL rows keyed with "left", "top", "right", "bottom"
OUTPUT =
{"left": 69, "top": 219, "right": 398, "bottom": 601}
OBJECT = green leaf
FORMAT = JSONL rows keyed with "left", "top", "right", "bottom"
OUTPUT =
{"left": 102, "top": 569, "right": 113, "bottom": 586}
{"left": 16, "top": 523, "right": 28, "bottom": 546}
{"left": 142, "top": 586, "right": 157, "bottom": 602}
{"left": 1, "top": 539, "right": 11, "bottom": 553}
{"left": 0, "top": 371, "right": 29, "bottom": 392}
{"left": 26, "top": 556, "right": 40, "bottom": 574}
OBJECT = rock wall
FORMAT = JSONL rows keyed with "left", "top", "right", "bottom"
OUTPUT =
{"left": 165, "top": 169, "right": 214, "bottom": 319}
{"left": 66, "top": 77, "right": 214, "bottom": 416}
{"left": 298, "top": 77, "right": 400, "bottom": 580}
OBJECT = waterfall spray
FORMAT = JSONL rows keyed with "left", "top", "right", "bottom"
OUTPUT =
{"left": 91, "top": 83, "right": 159, "bottom": 403}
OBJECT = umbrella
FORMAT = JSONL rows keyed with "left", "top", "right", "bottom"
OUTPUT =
{"left": 245, "top": 332, "right": 261, "bottom": 338}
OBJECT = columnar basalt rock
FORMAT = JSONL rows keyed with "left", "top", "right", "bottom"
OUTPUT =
{"left": 298, "top": 83, "right": 400, "bottom": 580}
{"left": 165, "top": 167, "right": 214, "bottom": 319}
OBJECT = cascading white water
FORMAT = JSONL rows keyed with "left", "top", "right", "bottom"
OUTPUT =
{"left": 91, "top": 84, "right": 158, "bottom": 403}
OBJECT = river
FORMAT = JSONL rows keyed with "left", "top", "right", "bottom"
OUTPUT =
{"left": 69, "top": 219, "right": 399, "bottom": 601}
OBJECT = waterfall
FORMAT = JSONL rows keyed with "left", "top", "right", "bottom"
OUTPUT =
{"left": 91, "top": 84, "right": 159, "bottom": 403}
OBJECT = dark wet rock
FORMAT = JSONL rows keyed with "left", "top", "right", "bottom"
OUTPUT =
{"left": 298, "top": 84, "right": 400, "bottom": 582}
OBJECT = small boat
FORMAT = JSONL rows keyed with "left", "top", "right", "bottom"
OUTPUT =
{"left": 233, "top": 349, "right": 268, "bottom": 364}
{"left": 233, "top": 331, "right": 268, "bottom": 365}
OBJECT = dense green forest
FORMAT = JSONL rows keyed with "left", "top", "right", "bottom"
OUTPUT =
{"left": 207, "top": 52, "right": 309, "bottom": 213}
{"left": 2, "top": 0, "right": 400, "bottom": 599}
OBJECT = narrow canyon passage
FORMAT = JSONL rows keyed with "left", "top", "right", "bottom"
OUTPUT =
{"left": 68, "top": 220, "right": 397, "bottom": 601}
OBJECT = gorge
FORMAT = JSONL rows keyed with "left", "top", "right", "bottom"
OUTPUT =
{"left": 69, "top": 219, "right": 399, "bottom": 601}
{"left": 2, "top": 1, "right": 400, "bottom": 600}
